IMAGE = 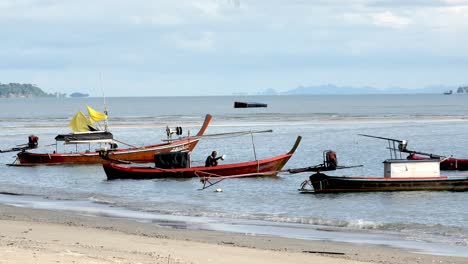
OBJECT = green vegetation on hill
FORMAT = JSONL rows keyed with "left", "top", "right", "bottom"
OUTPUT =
{"left": 0, "top": 83, "right": 65, "bottom": 98}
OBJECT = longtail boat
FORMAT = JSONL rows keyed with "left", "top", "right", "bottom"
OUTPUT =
{"left": 299, "top": 140, "right": 468, "bottom": 193}
{"left": 299, "top": 160, "right": 468, "bottom": 193}
{"left": 12, "top": 112, "right": 212, "bottom": 165}
{"left": 103, "top": 136, "right": 301, "bottom": 180}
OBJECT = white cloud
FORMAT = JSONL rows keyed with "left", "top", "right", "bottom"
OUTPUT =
{"left": 164, "top": 32, "right": 216, "bottom": 51}
{"left": 370, "top": 11, "right": 411, "bottom": 28}
{"left": 0, "top": 1, "right": 467, "bottom": 96}
{"left": 128, "top": 14, "right": 184, "bottom": 26}
{"left": 442, "top": 0, "right": 468, "bottom": 5}
{"left": 190, "top": 0, "right": 222, "bottom": 17}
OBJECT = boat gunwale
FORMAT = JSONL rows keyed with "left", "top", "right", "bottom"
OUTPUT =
{"left": 104, "top": 152, "right": 293, "bottom": 173}
{"left": 103, "top": 135, "right": 302, "bottom": 178}
{"left": 322, "top": 175, "right": 455, "bottom": 181}
{"left": 18, "top": 138, "right": 200, "bottom": 157}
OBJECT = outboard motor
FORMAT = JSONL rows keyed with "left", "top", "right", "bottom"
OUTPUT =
{"left": 167, "top": 126, "right": 183, "bottom": 136}
{"left": 324, "top": 150, "right": 337, "bottom": 170}
{"left": 166, "top": 126, "right": 183, "bottom": 140}
{"left": 28, "top": 135, "right": 39, "bottom": 149}
{"left": 0, "top": 135, "right": 39, "bottom": 153}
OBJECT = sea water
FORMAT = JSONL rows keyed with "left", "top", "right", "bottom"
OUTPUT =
{"left": 0, "top": 94, "right": 467, "bottom": 256}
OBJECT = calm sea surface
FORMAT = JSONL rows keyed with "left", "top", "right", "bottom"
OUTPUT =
{"left": 1, "top": 95, "right": 467, "bottom": 256}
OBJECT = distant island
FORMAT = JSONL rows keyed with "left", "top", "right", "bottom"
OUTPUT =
{"left": 456, "top": 86, "right": 468, "bottom": 93}
{"left": 260, "top": 84, "right": 461, "bottom": 95}
{"left": 0, "top": 83, "right": 66, "bottom": 98}
{"left": 442, "top": 86, "right": 468, "bottom": 95}
{"left": 70, "top": 92, "right": 89, "bottom": 98}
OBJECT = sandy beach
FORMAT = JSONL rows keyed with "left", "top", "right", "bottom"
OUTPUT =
{"left": 0, "top": 204, "right": 466, "bottom": 264}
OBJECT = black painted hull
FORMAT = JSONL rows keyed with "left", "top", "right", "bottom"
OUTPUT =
{"left": 234, "top": 101, "right": 267, "bottom": 108}
{"left": 301, "top": 176, "right": 468, "bottom": 193}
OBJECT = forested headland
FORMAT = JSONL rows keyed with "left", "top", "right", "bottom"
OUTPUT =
{"left": 0, "top": 83, "right": 65, "bottom": 98}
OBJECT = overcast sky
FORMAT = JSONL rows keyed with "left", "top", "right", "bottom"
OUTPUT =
{"left": 0, "top": 0, "right": 467, "bottom": 96}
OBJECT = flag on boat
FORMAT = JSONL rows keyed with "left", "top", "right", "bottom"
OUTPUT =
{"left": 86, "top": 106, "right": 107, "bottom": 122}
{"left": 69, "top": 111, "right": 94, "bottom": 132}
{"left": 69, "top": 106, "right": 107, "bottom": 132}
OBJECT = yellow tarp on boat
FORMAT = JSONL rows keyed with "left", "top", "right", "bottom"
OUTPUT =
{"left": 86, "top": 105, "right": 107, "bottom": 122}
{"left": 69, "top": 111, "right": 94, "bottom": 132}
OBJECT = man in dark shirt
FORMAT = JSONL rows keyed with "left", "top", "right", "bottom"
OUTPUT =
{"left": 205, "top": 151, "right": 222, "bottom": 167}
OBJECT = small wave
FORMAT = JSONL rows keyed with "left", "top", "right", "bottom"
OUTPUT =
{"left": 138, "top": 208, "right": 382, "bottom": 230}
{"left": 88, "top": 196, "right": 118, "bottom": 206}
{"left": 380, "top": 222, "right": 468, "bottom": 242}
{"left": 346, "top": 219, "right": 381, "bottom": 229}
{"left": 136, "top": 208, "right": 468, "bottom": 244}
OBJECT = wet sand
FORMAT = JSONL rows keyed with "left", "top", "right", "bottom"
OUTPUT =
{"left": 0, "top": 204, "right": 466, "bottom": 264}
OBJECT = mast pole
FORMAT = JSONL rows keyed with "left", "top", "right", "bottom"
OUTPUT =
{"left": 100, "top": 72, "right": 109, "bottom": 132}
{"left": 388, "top": 140, "right": 392, "bottom": 159}
{"left": 250, "top": 130, "right": 257, "bottom": 161}
{"left": 250, "top": 131, "right": 260, "bottom": 172}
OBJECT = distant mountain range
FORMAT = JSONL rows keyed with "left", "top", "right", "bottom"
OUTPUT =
{"left": 260, "top": 84, "right": 460, "bottom": 95}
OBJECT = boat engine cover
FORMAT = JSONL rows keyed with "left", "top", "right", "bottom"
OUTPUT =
{"left": 28, "top": 135, "right": 39, "bottom": 148}
{"left": 154, "top": 152, "right": 190, "bottom": 169}
{"left": 325, "top": 150, "right": 338, "bottom": 170}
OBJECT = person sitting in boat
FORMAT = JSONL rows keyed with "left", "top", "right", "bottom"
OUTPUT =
{"left": 205, "top": 151, "right": 223, "bottom": 167}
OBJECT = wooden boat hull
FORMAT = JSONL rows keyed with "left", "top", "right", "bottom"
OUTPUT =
{"left": 17, "top": 138, "right": 201, "bottom": 165}
{"left": 103, "top": 136, "right": 301, "bottom": 180}
{"left": 104, "top": 154, "right": 291, "bottom": 180}
{"left": 407, "top": 154, "right": 468, "bottom": 170}
{"left": 300, "top": 175, "right": 468, "bottom": 193}
{"left": 15, "top": 115, "right": 212, "bottom": 165}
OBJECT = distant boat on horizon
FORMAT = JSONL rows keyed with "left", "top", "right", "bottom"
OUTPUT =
{"left": 443, "top": 90, "right": 452, "bottom": 95}
{"left": 234, "top": 101, "right": 267, "bottom": 108}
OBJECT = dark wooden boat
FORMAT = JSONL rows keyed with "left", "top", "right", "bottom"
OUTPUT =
{"left": 234, "top": 101, "right": 267, "bottom": 108}
{"left": 299, "top": 159, "right": 468, "bottom": 193}
{"left": 103, "top": 136, "right": 301, "bottom": 180}
{"left": 407, "top": 154, "right": 468, "bottom": 171}
{"left": 300, "top": 174, "right": 468, "bottom": 193}
{"left": 13, "top": 115, "right": 212, "bottom": 165}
